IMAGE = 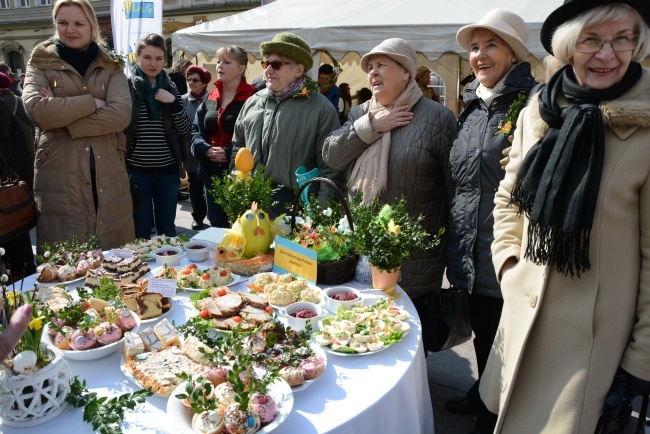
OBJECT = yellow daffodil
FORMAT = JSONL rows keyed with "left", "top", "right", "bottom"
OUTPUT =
{"left": 6, "top": 292, "right": 15, "bottom": 307}
{"left": 388, "top": 219, "right": 401, "bottom": 235}
{"left": 28, "top": 315, "right": 46, "bottom": 331}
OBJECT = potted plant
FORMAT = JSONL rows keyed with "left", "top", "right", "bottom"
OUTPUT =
{"left": 0, "top": 249, "right": 73, "bottom": 427}
{"left": 349, "top": 197, "right": 443, "bottom": 297}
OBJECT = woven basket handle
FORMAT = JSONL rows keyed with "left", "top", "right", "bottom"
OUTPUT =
{"left": 290, "top": 177, "right": 354, "bottom": 232}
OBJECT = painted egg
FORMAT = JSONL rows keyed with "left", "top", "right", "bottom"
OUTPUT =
{"left": 13, "top": 350, "right": 37, "bottom": 373}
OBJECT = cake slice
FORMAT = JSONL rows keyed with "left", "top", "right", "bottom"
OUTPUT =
{"left": 123, "top": 331, "right": 145, "bottom": 358}
{"left": 182, "top": 336, "right": 213, "bottom": 365}
{"left": 154, "top": 318, "right": 180, "bottom": 348}
{"left": 140, "top": 327, "right": 164, "bottom": 352}
{"left": 137, "top": 292, "right": 163, "bottom": 320}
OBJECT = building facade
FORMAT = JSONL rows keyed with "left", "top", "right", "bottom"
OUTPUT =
{"left": 0, "top": 0, "right": 260, "bottom": 75}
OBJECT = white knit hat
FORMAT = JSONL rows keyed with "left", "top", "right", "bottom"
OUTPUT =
{"left": 456, "top": 9, "right": 531, "bottom": 62}
{"left": 360, "top": 38, "right": 418, "bottom": 78}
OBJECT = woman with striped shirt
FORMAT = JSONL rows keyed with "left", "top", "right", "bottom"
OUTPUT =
{"left": 124, "top": 33, "right": 190, "bottom": 239}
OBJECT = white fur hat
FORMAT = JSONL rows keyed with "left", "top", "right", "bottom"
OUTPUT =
{"left": 456, "top": 9, "right": 531, "bottom": 62}
{"left": 360, "top": 38, "right": 418, "bottom": 78}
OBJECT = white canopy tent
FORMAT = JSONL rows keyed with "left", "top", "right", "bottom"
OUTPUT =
{"left": 172, "top": 0, "right": 564, "bottom": 61}
{"left": 171, "top": 0, "right": 565, "bottom": 113}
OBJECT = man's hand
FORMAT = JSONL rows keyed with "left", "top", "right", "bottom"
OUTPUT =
{"left": 205, "top": 147, "right": 227, "bottom": 163}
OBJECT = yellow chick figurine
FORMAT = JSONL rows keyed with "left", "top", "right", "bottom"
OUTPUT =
{"left": 239, "top": 202, "right": 272, "bottom": 258}
{"left": 218, "top": 222, "right": 246, "bottom": 259}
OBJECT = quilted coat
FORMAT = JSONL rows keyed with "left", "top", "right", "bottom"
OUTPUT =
{"left": 447, "top": 62, "right": 537, "bottom": 297}
{"left": 323, "top": 97, "right": 456, "bottom": 299}
{"left": 23, "top": 39, "right": 134, "bottom": 251}
{"left": 480, "top": 69, "right": 650, "bottom": 433}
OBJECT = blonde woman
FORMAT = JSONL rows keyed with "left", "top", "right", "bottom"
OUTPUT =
{"left": 22, "top": 0, "right": 133, "bottom": 251}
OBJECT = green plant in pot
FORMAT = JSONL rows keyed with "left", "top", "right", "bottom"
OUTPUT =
{"left": 349, "top": 197, "right": 443, "bottom": 297}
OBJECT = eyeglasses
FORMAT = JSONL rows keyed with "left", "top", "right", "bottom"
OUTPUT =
{"left": 186, "top": 77, "right": 202, "bottom": 83}
{"left": 575, "top": 34, "right": 639, "bottom": 53}
{"left": 261, "top": 60, "right": 294, "bottom": 70}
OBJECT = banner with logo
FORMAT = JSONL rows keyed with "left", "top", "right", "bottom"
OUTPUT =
{"left": 110, "top": 0, "right": 163, "bottom": 76}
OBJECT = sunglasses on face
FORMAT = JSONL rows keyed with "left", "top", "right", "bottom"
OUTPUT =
{"left": 186, "top": 77, "right": 202, "bottom": 83}
{"left": 261, "top": 60, "right": 294, "bottom": 71}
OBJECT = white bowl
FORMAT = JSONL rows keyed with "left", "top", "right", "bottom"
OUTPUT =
{"left": 151, "top": 245, "right": 185, "bottom": 267}
{"left": 183, "top": 240, "right": 211, "bottom": 262}
{"left": 325, "top": 286, "right": 362, "bottom": 312}
{"left": 284, "top": 302, "right": 322, "bottom": 332}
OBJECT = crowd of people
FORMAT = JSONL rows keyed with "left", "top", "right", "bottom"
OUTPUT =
{"left": 1, "top": 0, "right": 649, "bottom": 432}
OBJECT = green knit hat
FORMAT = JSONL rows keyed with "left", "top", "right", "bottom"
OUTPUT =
{"left": 260, "top": 32, "right": 313, "bottom": 71}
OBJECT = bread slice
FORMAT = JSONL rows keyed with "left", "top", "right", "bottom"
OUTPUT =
{"left": 137, "top": 292, "right": 163, "bottom": 320}
{"left": 182, "top": 336, "right": 213, "bottom": 365}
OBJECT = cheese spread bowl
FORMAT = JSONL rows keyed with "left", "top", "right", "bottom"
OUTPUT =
{"left": 284, "top": 302, "right": 322, "bottom": 332}
{"left": 183, "top": 241, "right": 211, "bottom": 262}
{"left": 151, "top": 246, "right": 184, "bottom": 267}
{"left": 325, "top": 286, "right": 362, "bottom": 312}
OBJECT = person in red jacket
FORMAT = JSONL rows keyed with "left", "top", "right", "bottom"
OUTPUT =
{"left": 190, "top": 46, "right": 256, "bottom": 227}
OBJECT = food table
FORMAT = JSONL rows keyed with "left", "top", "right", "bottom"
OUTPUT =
{"left": 2, "top": 252, "right": 434, "bottom": 434}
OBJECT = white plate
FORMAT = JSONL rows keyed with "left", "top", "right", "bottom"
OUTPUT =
{"left": 42, "top": 312, "right": 140, "bottom": 361}
{"left": 150, "top": 266, "right": 241, "bottom": 291}
{"left": 166, "top": 378, "right": 294, "bottom": 433}
{"left": 290, "top": 342, "right": 327, "bottom": 393}
{"left": 323, "top": 341, "right": 393, "bottom": 356}
{"left": 138, "top": 299, "right": 174, "bottom": 325}
{"left": 37, "top": 274, "right": 87, "bottom": 287}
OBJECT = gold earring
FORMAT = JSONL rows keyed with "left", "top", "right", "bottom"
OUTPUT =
{"left": 512, "top": 56, "right": 517, "bottom": 63}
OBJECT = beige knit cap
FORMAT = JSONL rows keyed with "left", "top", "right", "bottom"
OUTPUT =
{"left": 360, "top": 38, "right": 418, "bottom": 78}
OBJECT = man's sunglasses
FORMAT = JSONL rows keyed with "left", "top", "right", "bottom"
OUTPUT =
{"left": 261, "top": 60, "right": 294, "bottom": 71}
{"left": 186, "top": 77, "right": 202, "bottom": 83}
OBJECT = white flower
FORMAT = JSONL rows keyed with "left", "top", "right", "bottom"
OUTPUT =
{"left": 323, "top": 208, "right": 333, "bottom": 217}
{"left": 0, "top": 248, "right": 5, "bottom": 256}
{"left": 44, "top": 251, "right": 51, "bottom": 258}
{"left": 0, "top": 274, "right": 7, "bottom": 283}
{"left": 294, "top": 216, "right": 306, "bottom": 226}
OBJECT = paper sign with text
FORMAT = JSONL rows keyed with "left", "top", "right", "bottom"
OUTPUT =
{"left": 273, "top": 236, "right": 317, "bottom": 284}
{"left": 111, "top": 248, "right": 134, "bottom": 259}
{"left": 146, "top": 277, "right": 177, "bottom": 297}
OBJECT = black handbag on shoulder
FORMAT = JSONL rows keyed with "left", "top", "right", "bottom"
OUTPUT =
{"left": 421, "top": 286, "right": 472, "bottom": 353}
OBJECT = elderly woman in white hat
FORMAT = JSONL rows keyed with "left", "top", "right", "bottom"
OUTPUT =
{"left": 480, "top": 0, "right": 650, "bottom": 432}
{"left": 444, "top": 9, "right": 539, "bottom": 425}
{"left": 323, "top": 38, "right": 456, "bottom": 329}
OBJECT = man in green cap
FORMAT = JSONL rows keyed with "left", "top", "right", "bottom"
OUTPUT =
{"left": 230, "top": 32, "right": 343, "bottom": 216}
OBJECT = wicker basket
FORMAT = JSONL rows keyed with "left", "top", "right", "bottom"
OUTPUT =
{"left": 0, "top": 344, "right": 72, "bottom": 428}
{"left": 291, "top": 177, "right": 357, "bottom": 285}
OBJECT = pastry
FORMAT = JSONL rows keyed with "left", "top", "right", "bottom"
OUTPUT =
{"left": 124, "top": 346, "right": 204, "bottom": 396}
{"left": 299, "top": 356, "right": 326, "bottom": 380}
{"left": 88, "top": 297, "right": 110, "bottom": 313}
{"left": 224, "top": 404, "right": 260, "bottom": 434}
{"left": 182, "top": 336, "right": 214, "bottom": 365}
{"left": 57, "top": 264, "right": 77, "bottom": 282}
{"left": 75, "top": 259, "right": 93, "bottom": 277}
{"left": 137, "top": 292, "right": 163, "bottom": 320}
{"left": 54, "top": 326, "right": 74, "bottom": 350}
{"left": 140, "top": 327, "right": 164, "bottom": 352}
{"left": 123, "top": 331, "right": 145, "bottom": 358}
{"left": 36, "top": 263, "right": 57, "bottom": 283}
{"left": 115, "top": 309, "right": 138, "bottom": 331}
{"left": 214, "top": 382, "right": 237, "bottom": 407}
{"left": 248, "top": 392, "right": 277, "bottom": 423}
{"left": 153, "top": 318, "right": 180, "bottom": 348}
{"left": 201, "top": 365, "right": 228, "bottom": 386}
{"left": 96, "top": 322, "right": 123, "bottom": 346}
{"left": 280, "top": 366, "right": 305, "bottom": 387}
{"left": 192, "top": 410, "right": 225, "bottom": 434}
{"left": 69, "top": 329, "right": 97, "bottom": 350}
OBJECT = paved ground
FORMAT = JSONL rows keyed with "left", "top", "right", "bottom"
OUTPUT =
{"left": 29, "top": 197, "right": 648, "bottom": 434}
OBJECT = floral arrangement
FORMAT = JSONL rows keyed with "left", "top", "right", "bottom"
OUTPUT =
{"left": 495, "top": 91, "right": 527, "bottom": 137}
{"left": 103, "top": 47, "right": 127, "bottom": 70}
{"left": 349, "top": 197, "right": 443, "bottom": 272}
{"left": 295, "top": 76, "right": 320, "bottom": 98}
{"left": 37, "top": 232, "right": 101, "bottom": 267}
{"left": 291, "top": 195, "right": 353, "bottom": 262}
{"left": 0, "top": 249, "right": 51, "bottom": 371}
{"left": 210, "top": 164, "right": 279, "bottom": 224}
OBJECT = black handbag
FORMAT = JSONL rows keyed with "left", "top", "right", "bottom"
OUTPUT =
{"left": 421, "top": 286, "right": 472, "bottom": 353}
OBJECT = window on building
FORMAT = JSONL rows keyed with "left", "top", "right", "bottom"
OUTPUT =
{"left": 0, "top": 0, "right": 10, "bottom": 8}
{"left": 191, "top": 0, "right": 210, "bottom": 5}
{"left": 164, "top": 0, "right": 179, "bottom": 5}
{"left": 39, "top": 0, "right": 51, "bottom": 5}
{"left": 429, "top": 71, "right": 446, "bottom": 106}
{"left": 15, "top": 0, "right": 30, "bottom": 7}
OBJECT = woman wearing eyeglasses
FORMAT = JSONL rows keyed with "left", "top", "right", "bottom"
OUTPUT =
{"left": 479, "top": 1, "right": 650, "bottom": 432}
{"left": 181, "top": 65, "right": 210, "bottom": 230}
{"left": 191, "top": 46, "right": 256, "bottom": 227}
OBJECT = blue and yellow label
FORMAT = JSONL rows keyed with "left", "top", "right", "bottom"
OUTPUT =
{"left": 124, "top": 2, "right": 154, "bottom": 19}
{"left": 273, "top": 236, "right": 317, "bottom": 284}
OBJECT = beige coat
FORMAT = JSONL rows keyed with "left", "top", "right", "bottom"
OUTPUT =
{"left": 23, "top": 39, "right": 134, "bottom": 251}
{"left": 481, "top": 69, "right": 650, "bottom": 433}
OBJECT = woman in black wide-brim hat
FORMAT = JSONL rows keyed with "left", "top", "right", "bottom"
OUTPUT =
{"left": 477, "top": 1, "right": 650, "bottom": 432}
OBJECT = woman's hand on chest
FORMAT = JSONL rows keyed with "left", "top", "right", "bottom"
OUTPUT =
{"left": 155, "top": 89, "right": 175, "bottom": 104}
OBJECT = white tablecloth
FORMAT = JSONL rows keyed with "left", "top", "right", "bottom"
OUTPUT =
{"left": 1, "top": 256, "right": 434, "bottom": 434}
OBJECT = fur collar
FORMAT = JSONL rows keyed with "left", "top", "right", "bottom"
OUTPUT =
{"left": 30, "top": 38, "right": 118, "bottom": 71}
{"left": 525, "top": 68, "right": 650, "bottom": 141}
